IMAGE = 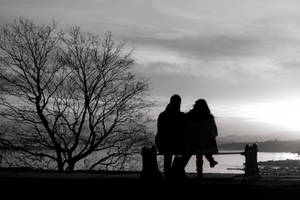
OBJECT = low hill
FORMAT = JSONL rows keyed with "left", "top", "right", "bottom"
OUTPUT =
{"left": 217, "top": 131, "right": 300, "bottom": 144}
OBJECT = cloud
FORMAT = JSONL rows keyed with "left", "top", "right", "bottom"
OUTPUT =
{"left": 123, "top": 34, "right": 260, "bottom": 60}
{"left": 278, "top": 61, "right": 300, "bottom": 70}
{"left": 3, "top": 0, "right": 300, "bottom": 132}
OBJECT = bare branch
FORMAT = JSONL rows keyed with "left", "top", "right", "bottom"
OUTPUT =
{"left": 0, "top": 19, "right": 152, "bottom": 171}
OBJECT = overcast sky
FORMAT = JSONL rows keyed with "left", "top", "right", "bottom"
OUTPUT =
{"left": 2, "top": 0, "right": 300, "bottom": 137}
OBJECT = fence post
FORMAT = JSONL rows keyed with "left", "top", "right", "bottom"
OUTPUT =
{"left": 140, "top": 145, "right": 162, "bottom": 180}
{"left": 242, "top": 143, "right": 261, "bottom": 181}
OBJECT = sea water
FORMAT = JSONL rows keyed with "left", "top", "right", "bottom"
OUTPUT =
{"left": 185, "top": 152, "right": 300, "bottom": 174}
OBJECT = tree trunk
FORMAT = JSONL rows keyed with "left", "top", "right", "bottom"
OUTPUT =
{"left": 67, "top": 161, "right": 75, "bottom": 171}
{"left": 56, "top": 152, "right": 64, "bottom": 171}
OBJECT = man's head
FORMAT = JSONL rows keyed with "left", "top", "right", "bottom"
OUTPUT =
{"left": 168, "top": 94, "right": 181, "bottom": 111}
{"left": 170, "top": 94, "right": 181, "bottom": 104}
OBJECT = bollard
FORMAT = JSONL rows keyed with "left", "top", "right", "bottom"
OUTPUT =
{"left": 140, "top": 145, "right": 162, "bottom": 180}
{"left": 242, "top": 143, "right": 261, "bottom": 181}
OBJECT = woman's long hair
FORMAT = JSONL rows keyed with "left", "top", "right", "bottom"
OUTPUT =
{"left": 192, "top": 99, "right": 212, "bottom": 119}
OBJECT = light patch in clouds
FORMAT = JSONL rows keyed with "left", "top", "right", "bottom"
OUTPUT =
{"left": 231, "top": 100, "right": 300, "bottom": 131}
{"left": 132, "top": 46, "right": 186, "bottom": 65}
{"left": 134, "top": 57, "right": 283, "bottom": 84}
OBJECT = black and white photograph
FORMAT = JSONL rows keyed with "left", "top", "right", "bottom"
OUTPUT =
{"left": 1, "top": 0, "right": 300, "bottom": 199}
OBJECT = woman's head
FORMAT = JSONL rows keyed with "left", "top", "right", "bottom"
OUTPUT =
{"left": 194, "top": 99, "right": 211, "bottom": 116}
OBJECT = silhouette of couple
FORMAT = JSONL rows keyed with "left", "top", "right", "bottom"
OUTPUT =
{"left": 155, "top": 94, "right": 218, "bottom": 179}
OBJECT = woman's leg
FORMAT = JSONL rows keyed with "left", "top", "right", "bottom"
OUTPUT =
{"left": 172, "top": 154, "right": 191, "bottom": 178}
{"left": 204, "top": 153, "right": 218, "bottom": 168}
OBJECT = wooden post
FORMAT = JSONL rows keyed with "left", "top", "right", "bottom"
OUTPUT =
{"left": 140, "top": 145, "right": 162, "bottom": 179}
{"left": 242, "top": 143, "right": 261, "bottom": 181}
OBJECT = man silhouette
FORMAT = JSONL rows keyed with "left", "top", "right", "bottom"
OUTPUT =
{"left": 155, "top": 94, "right": 185, "bottom": 178}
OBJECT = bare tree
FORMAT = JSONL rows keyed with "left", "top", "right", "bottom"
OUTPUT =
{"left": 0, "top": 18, "right": 152, "bottom": 171}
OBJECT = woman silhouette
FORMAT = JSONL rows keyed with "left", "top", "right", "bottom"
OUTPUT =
{"left": 173, "top": 99, "right": 218, "bottom": 178}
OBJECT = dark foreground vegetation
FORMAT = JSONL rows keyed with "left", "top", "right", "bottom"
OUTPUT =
{"left": 258, "top": 159, "right": 300, "bottom": 176}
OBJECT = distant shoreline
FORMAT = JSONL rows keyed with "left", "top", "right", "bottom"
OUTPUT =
{"left": 219, "top": 140, "right": 300, "bottom": 153}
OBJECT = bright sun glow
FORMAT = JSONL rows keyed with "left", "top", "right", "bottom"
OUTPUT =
{"left": 244, "top": 100, "right": 300, "bottom": 131}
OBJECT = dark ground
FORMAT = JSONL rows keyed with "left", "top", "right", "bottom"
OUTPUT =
{"left": 1, "top": 169, "right": 300, "bottom": 200}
